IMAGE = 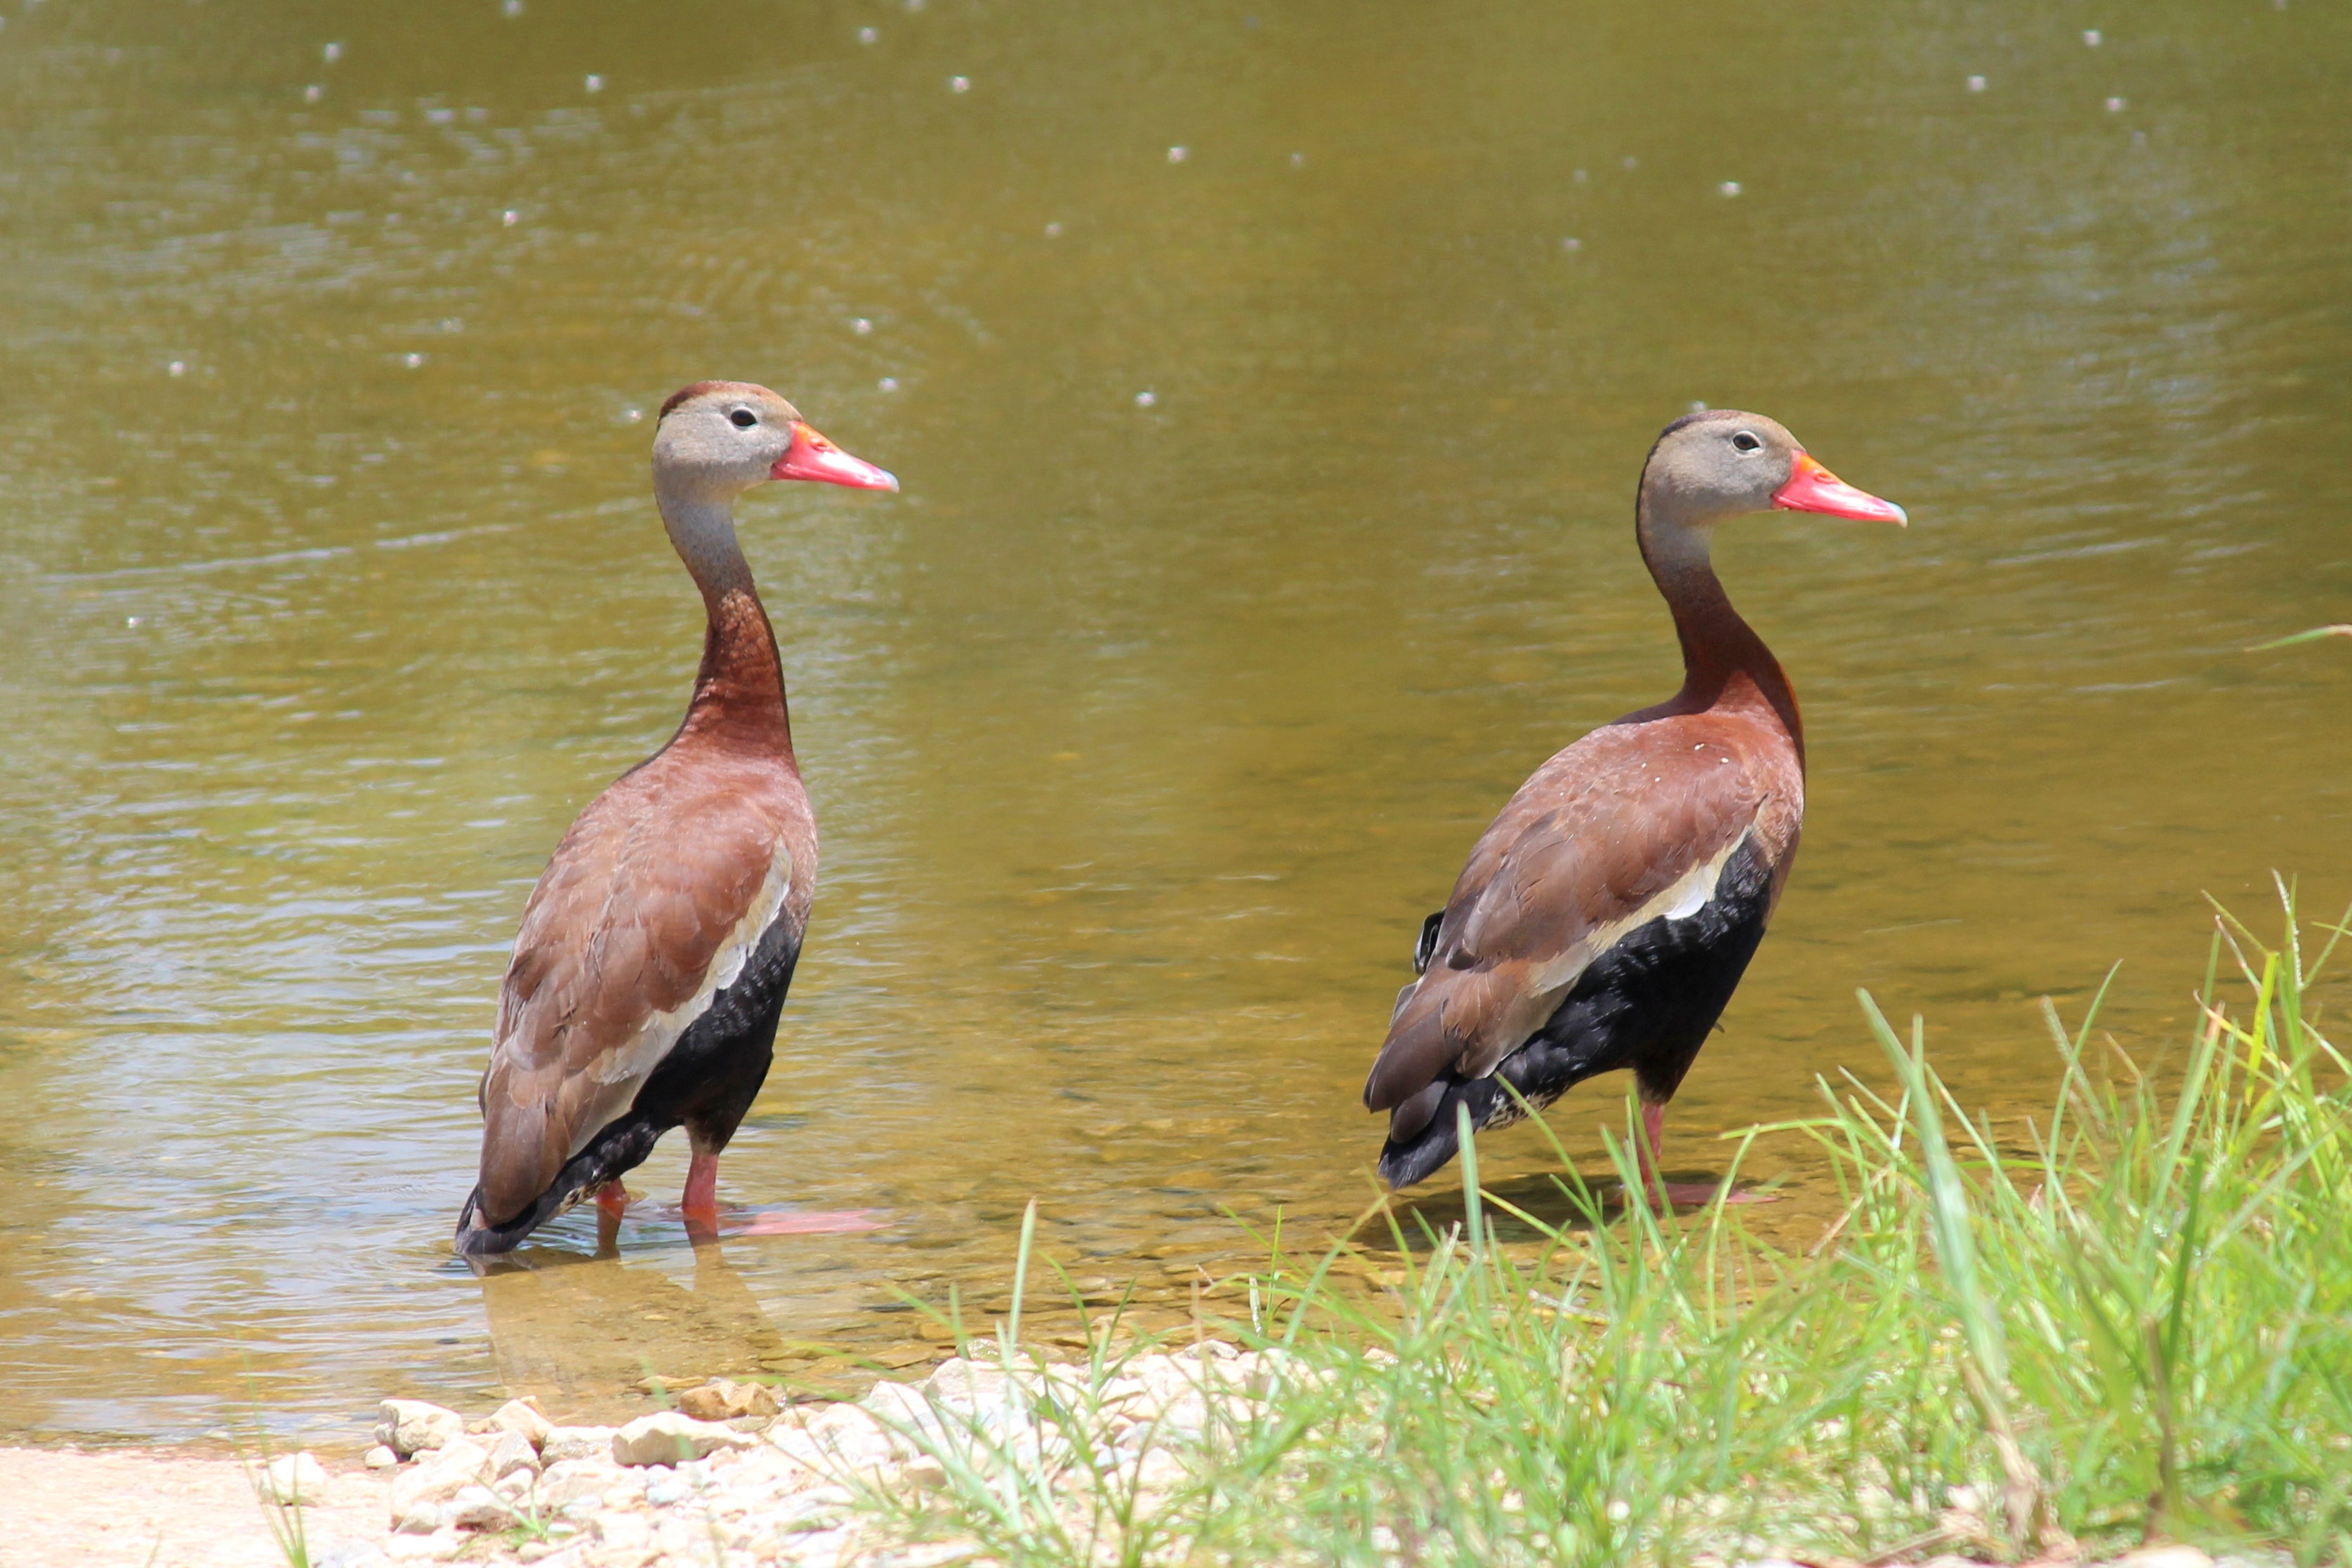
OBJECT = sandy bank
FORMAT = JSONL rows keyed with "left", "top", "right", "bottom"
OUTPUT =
{"left": 0, "top": 1350, "right": 2293, "bottom": 1568}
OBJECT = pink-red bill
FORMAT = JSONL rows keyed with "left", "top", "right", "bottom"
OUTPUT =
{"left": 772, "top": 421, "right": 899, "bottom": 491}
{"left": 1773, "top": 451, "right": 1907, "bottom": 524}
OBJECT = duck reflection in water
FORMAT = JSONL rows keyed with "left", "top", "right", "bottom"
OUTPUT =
{"left": 473, "top": 1221, "right": 802, "bottom": 1409}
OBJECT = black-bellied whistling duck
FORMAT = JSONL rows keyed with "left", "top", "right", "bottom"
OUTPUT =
{"left": 1362, "top": 410, "right": 1903, "bottom": 1203}
{"left": 455, "top": 382, "right": 897, "bottom": 1257}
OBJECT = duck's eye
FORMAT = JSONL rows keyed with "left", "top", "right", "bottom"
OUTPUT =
{"left": 729, "top": 408, "right": 758, "bottom": 429}
{"left": 1731, "top": 430, "right": 1762, "bottom": 453}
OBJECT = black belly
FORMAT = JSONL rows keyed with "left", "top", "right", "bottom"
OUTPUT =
{"left": 1377, "top": 837, "right": 1776, "bottom": 1190}
{"left": 454, "top": 914, "right": 802, "bottom": 1255}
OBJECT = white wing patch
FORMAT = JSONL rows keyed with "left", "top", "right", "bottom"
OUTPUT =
{"left": 1449, "top": 826, "right": 1755, "bottom": 1075}
{"left": 1527, "top": 825, "right": 1750, "bottom": 995}
{"left": 1659, "top": 875, "right": 1714, "bottom": 922}
{"left": 567, "top": 844, "right": 793, "bottom": 1160}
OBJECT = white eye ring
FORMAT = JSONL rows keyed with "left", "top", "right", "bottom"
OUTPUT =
{"left": 1731, "top": 430, "right": 1762, "bottom": 453}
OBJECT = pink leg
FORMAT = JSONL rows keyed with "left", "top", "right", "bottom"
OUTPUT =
{"left": 1637, "top": 1101, "right": 1667, "bottom": 1197}
{"left": 681, "top": 1151, "right": 720, "bottom": 1229}
{"left": 593, "top": 1181, "right": 630, "bottom": 1252}
{"left": 1637, "top": 1100, "right": 1773, "bottom": 1208}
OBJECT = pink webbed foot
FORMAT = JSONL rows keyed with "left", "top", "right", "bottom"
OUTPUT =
{"left": 678, "top": 1148, "right": 884, "bottom": 1237}
{"left": 1635, "top": 1103, "right": 1776, "bottom": 1209}
{"left": 727, "top": 1210, "right": 887, "bottom": 1237}
{"left": 1649, "top": 1181, "right": 1778, "bottom": 1209}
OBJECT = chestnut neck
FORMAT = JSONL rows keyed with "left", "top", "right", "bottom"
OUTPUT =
{"left": 1632, "top": 496, "right": 1803, "bottom": 761}
{"left": 654, "top": 486, "right": 795, "bottom": 761}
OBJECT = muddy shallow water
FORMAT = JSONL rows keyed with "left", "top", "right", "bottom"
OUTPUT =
{"left": 1, "top": 0, "right": 2348, "bottom": 1446}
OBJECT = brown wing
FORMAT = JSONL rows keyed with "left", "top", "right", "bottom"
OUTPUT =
{"left": 1363, "top": 715, "right": 1797, "bottom": 1131}
{"left": 471, "top": 760, "right": 800, "bottom": 1228}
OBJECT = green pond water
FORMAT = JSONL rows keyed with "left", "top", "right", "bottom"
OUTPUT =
{"left": 2, "top": 0, "right": 2349, "bottom": 1448}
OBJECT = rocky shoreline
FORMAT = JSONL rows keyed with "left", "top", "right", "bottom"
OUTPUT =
{"left": 11, "top": 1347, "right": 2297, "bottom": 1568}
{"left": 345, "top": 1341, "right": 1297, "bottom": 1567}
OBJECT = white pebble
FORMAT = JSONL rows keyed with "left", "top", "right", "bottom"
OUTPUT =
{"left": 377, "top": 1400, "right": 466, "bottom": 1459}
{"left": 501, "top": 209, "right": 519, "bottom": 226}
{"left": 1044, "top": 221, "right": 1064, "bottom": 237}
{"left": 623, "top": 408, "right": 641, "bottom": 423}
{"left": 1622, "top": 154, "right": 1637, "bottom": 169}
{"left": 1288, "top": 152, "right": 1304, "bottom": 167}
{"left": 949, "top": 75, "right": 970, "bottom": 93}
{"left": 260, "top": 1452, "right": 331, "bottom": 1506}
{"left": 878, "top": 377, "right": 899, "bottom": 392}
{"left": 1561, "top": 237, "right": 1580, "bottom": 251}
{"left": 1967, "top": 74, "right": 1986, "bottom": 91}
{"left": 126, "top": 616, "right": 141, "bottom": 628}
{"left": 1167, "top": 145, "right": 1188, "bottom": 163}
{"left": 858, "top": 26, "right": 878, "bottom": 43}
{"left": 404, "top": 353, "right": 424, "bottom": 368}
{"left": 322, "top": 41, "right": 342, "bottom": 62}
{"left": 2083, "top": 28, "right": 2101, "bottom": 45}
{"left": 612, "top": 1411, "right": 755, "bottom": 1468}
{"left": 304, "top": 84, "right": 323, "bottom": 102}
{"left": 167, "top": 360, "right": 186, "bottom": 376}
{"left": 2106, "top": 96, "right": 2127, "bottom": 111}
{"left": 502, "top": 0, "right": 523, "bottom": 15}
{"left": 584, "top": 74, "right": 604, "bottom": 93}
{"left": 1135, "top": 390, "right": 1156, "bottom": 408}
{"left": 851, "top": 317, "right": 872, "bottom": 335}
{"left": 1573, "top": 168, "right": 1587, "bottom": 182}
{"left": 1718, "top": 180, "right": 1740, "bottom": 197}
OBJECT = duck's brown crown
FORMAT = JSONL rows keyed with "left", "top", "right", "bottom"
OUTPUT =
{"left": 659, "top": 380, "right": 740, "bottom": 421}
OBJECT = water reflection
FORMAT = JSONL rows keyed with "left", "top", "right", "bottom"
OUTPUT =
{"left": 477, "top": 1233, "right": 797, "bottom": 1410}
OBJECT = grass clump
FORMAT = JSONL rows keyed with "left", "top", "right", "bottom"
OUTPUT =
{"left": 855, "top": 895, "right": 2352, "bottom": 1567}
